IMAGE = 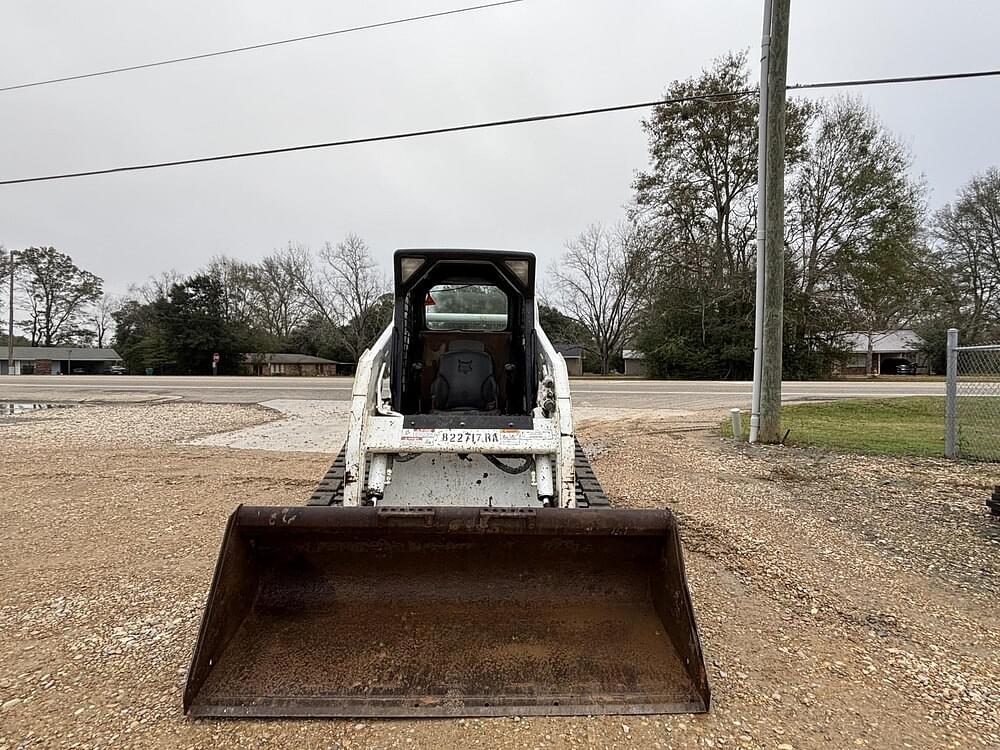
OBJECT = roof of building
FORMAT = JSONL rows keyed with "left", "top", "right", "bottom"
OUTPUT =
{"left": 622, "top": 349, "right": 645, "bottom": 360}
{"left": 243, "top": 352, "right": 339, "bottom": 365}
{"left": 844, "top": 330, "right": 923, "bottom": 354}
{"left": 554, "top": 344, "right": 583, "bottom": 358}
{"left": 12, "top": 346, "right": 121, "bottom": 360}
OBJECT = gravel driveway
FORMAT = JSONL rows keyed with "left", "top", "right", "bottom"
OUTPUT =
{"left": 1, "top": 403, "right": 998, "bottom": 749}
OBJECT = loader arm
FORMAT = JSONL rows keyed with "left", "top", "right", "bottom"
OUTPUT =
{"left": 532, "top": 302, "right": 578, "bottom": 506}
{"left": 342, "top": 322, "right": 393, "bottom": 506}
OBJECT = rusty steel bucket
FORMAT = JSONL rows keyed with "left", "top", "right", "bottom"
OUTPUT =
{"left": 183, "top": 505, "right": 710, "bottom": 718}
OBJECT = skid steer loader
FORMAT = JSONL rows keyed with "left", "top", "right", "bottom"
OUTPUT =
{"left": 183, "top": 249, "right": 709, "bottom": 718}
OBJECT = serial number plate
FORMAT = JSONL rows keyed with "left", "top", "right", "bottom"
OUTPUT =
{"left": 400, "top": 429, "right": 516, "bottom": 448}
{"left": 438, "top": 431, "right": 500, "bottom": 445}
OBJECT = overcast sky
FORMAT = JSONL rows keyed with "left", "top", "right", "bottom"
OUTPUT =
{"left": 1, "top": 0, "right": 998, "bottom": 295}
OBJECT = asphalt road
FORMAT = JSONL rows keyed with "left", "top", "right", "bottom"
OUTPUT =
{"left": 0, "top": 374, "right": 947, "bottom": 411}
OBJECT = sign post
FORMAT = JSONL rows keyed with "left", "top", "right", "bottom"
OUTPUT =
{"left": 212, "top": 351, "right": 220, "bottom": 376}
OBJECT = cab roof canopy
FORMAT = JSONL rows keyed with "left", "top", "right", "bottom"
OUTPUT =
{"left": 393, "top": 249, "right": 535, "bottom": 298}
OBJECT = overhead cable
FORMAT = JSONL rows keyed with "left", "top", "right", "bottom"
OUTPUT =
{"left": 2, "top": 68, "right": 997, "bottom": 186}
{"left": 0, "top": 0, "right": 525, "bottom": 93}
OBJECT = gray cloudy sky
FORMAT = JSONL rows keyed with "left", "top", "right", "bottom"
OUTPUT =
{"left": 1, "top": 0, "right": 998, "bottom": 294}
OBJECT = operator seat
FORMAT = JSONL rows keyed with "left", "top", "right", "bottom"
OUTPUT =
{"left": 430, "top": 341, "right": 499, "bottom": 412}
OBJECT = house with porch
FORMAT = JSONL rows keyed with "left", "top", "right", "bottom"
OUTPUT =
{"left": 843, "top": 330, "right": 926, "bottom": 375}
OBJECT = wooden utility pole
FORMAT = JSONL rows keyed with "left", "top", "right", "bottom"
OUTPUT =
{"left": 751, "top": 0, "right": 791, "bottom": 443}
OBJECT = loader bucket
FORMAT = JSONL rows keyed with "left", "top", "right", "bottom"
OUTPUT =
{"left": 183, "top": 505, "right": 710, "bottom": 718}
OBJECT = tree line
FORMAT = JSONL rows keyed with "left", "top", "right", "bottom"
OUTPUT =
{"left": 3, "top": 52, "right": 998, "bottom": 377}
{"left": 1, "top": 235, "right": 392, "bottom": 375}
{"left": 547, "top": 52, "right": 1000, "bottom": 376}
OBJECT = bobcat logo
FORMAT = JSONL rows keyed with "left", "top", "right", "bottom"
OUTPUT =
{"left": 457, "top": 358, "right": 473, "bottom": 374}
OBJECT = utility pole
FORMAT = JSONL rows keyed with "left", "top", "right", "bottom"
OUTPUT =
{"left": 6, "top": 249, "right": 14, "bottom": 376}
{"left": 749, "top": 0, "right": 791, "bottom": 443}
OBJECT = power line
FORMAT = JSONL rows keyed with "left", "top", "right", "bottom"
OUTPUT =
{"left": 0, "top": 91, "right": 751, "bottom": 186}
{"left": 1, "top": 67, "right": 997, "bottom": 187}
{"left": 788, "top": 67, "right": 1000, "bottom": 91}
{"left": 0, "top": 0, "right": 525, "bottom": 93}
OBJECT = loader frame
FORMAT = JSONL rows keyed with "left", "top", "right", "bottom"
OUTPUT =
{"left": 341, "top": 250, "right": 577, "bottom": 508}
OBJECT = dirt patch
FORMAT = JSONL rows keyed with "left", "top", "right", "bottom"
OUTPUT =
{"left": 1, "top": 405, "right": 998, "bottom": 749}
{"left": 186, "top": 398, "right": 349, "bottom": 452}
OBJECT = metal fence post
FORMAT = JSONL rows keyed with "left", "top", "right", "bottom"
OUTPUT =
{"left": 944, "top": 328, "right": 958, "bottom": 459}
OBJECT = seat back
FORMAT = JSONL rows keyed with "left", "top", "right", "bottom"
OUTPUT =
{"left": 431, "top": 350, "right": 498, "bottom": 411}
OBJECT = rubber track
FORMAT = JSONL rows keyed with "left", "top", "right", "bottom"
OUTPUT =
{"left": 307, "top": 439, "right": 610, "bottom": 508}
{"left": 574, "top": 438, "right": 610, "bottom": 508}
{"left": 307, "top": 445, "right": 347, "bottom": 506}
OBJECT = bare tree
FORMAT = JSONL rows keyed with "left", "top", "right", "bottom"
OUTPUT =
{"left": 786, "top": 96, "right": 915, "bottom": 299}
{"left": 130, "top": 269, "right": 184, "bottom": 304}
{"left": 91, "top": 294, "right": 123, "bottom": 348}
{"left": 786, "top": 96, "right": 926, "bottom": 375}
{"left": 292, "top": 235, "right": 389, "bottom": 361}
{"left": 250, "top": 245, "right": 312, "bottom": 339}
{"left": 933, "top": 168, "right": 1000, "bottom": 342}
{"left": 548, "top": 223, "right": 651, "bottom": 374}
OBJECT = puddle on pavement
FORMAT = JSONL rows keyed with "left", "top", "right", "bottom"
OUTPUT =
{"left": 0, "top": 402, "right": 77, "bottom": 415}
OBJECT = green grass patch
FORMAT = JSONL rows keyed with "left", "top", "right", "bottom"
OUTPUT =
{"left": 956, "top": 392, "right": 1000, "bottom": 461}
{"left": 723, "top": 397, "right": 946, "bottom": 457}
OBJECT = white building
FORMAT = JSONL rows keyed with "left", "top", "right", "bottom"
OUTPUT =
{"left": 553, "top": 344, "right": 584, "bottom": 376}
{"left": 842, "top": 330, "right": 925, "bottom": 375}
{"left": 1, "top": 346, "right": 123, "bottom": 375}
{"left": 622, "top": 349, "right": 646, "bottom": 377}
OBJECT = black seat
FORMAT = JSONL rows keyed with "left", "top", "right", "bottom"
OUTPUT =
{"left": 431, "top": 348, "right": 499, "bottom": 412}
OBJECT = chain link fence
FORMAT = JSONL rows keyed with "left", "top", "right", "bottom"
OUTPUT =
{"left": 945, "top": 328, "right": 1000, "bottom": 462}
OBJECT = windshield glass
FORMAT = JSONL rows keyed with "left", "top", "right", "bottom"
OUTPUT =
{"left": 425, "top": 283, "right": 508, "bottom": 331}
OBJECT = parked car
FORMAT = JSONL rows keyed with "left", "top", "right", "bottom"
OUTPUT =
{"left": 895, "top": 363, "right": 917, "bottom": 375}
{"left": 104, "top": 365, "right": 127, "bottom": 375}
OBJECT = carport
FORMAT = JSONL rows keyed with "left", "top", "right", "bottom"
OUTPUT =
{"left": 3, "top": 346, "right": 123, "bottom": 375}
{"left": 842, "top": 331, "right": 926, "bottom": 375}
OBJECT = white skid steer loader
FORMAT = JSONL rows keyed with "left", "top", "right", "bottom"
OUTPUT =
{"left": 184, "top": 249, "right": 709, "bottom": 718}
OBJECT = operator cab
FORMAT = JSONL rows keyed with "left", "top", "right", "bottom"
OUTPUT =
{"left": 390, "top": 249, "right": 537, "bottom": 418}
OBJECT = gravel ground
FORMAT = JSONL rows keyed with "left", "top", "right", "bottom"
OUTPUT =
{"left": 2, "top": 404, "right": 999, "bottom": 749}
{"left": 0, "top": 402, "right": 277, "bottom": 449}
